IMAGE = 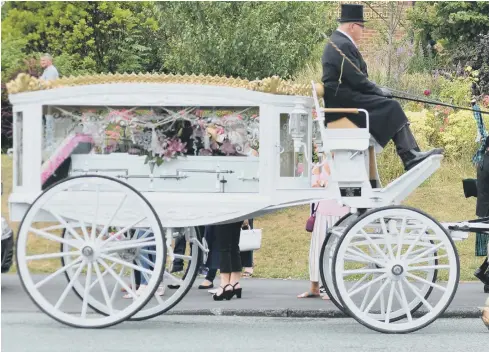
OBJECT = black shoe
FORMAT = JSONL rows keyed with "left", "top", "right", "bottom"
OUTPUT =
{"left": 475, "top": 268, "right": 489, "bottom": 285}
{"left": 231, "top": 282, "right": 242, "bottom": 299}
{"left": 399, "top": 148, "right": 444, "bottom": 171}
{"left": 198, "top": 283, "right": 214, "bottom": 289}
{"left": 213, "top": 284, "right": 234, "bottom": 301}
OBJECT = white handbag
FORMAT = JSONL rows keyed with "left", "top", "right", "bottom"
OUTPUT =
{"left": 239, "top": 228, "right": 262, "bottom": 252}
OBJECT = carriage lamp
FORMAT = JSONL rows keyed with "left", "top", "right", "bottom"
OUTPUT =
{"left": 289, "top": 101, "right": 308, "bottom": 153}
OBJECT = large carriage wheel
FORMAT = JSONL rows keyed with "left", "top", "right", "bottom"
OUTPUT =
{"left": 321, "top": 212, "right": 439, "bottom": 321}
{"left": 332, "top": 206, "right": 459, "bottom": 334}
{"left": 61, "top": 226, "right": 203, "bottom": 321}
{"left": 16, "top": 175, "right": 166, "bottom": 328}
{"left": 319, "top": 212, "right": 356, "bottom": 315}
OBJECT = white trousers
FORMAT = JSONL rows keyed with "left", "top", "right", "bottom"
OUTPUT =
{"left": 308, "top": 213, "right": 340, "bottom": 282}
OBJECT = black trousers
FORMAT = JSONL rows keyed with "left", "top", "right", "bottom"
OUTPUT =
{"left": 215, "top": 221, "right": 243, "bottom": 273}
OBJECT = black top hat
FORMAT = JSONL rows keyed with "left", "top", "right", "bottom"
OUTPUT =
{"left": 338, "top": 4, "right": 366, "bottom": 23}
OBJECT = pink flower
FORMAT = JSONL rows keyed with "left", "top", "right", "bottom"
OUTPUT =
{"left": 198, "top": 149, "right": 213, "bottom": 156}
{"left": 424, "top": 89, "right": 431, "bottom": 96}
{"left": 482, "top": 95, "right": 489, "bottom": 108}
{"left": 439, "top": 127, "right": 445, "bottom": 132}
{"left": 220, "top": 140, "right": 236, "bottom": 155}
{"left": 296, "top": 163, "right": 304, "bottom": 175}
{"left": 216, "top": 126, "right": 225, "bottom": 135}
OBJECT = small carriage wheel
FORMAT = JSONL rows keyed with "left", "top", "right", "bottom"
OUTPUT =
{"left": 332, "top": 206, "right": 459, "bottom": 334}
{"left": 60, "top": 226, "right": 203, "bottom": 321}
{"left": 129, "top": 226, "right": 203, "bottom": 321}
{"left": 16, "top": 175, "right": 166, "bottom": 328}
{"left": 319, "top": 212, "right": 356, "bottom": 315}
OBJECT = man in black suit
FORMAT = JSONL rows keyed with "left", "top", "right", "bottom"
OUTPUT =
{"left": 321, "top": 4, "right": 442, "bottom": 171}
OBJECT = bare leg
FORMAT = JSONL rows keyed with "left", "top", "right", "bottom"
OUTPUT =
{"left": 297, "top": 281, "right": 320, "bottom": 298}
{"left": 216, "top": 273, "right": 231, "bottom": 295}
{"left": 230, "top": 271, "right": 241, "bottom": 289}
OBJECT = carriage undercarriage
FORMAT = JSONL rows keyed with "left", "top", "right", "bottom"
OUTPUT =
{"left": 7, "top": 76, "right": 485, "bottom": 334}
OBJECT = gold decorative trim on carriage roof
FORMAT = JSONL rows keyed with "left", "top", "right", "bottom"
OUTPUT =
{"left": 6, "top": 72, "right": 312, "bottom": 97}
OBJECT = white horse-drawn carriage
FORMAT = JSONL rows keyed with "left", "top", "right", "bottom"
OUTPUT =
{"left": 6, "top": 73, "right": 486, "bottom": 333}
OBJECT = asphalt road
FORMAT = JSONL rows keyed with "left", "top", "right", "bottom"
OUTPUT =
{"left": 1, "top": 314, "right": 488, "bottom": 352}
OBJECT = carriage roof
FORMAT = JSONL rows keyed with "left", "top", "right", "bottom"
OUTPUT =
{"left": 6, "top": 72, "right": 314, "bottom": 107}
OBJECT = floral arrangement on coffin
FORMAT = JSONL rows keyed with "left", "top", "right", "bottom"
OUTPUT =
{"left": 53, "top": 106, "right": 260, "bottom": 166}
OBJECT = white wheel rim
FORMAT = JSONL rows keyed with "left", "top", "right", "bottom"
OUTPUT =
{"left": 333, "top": 207, "right": 458, "bottom": 333}
{"left": 132, "top": 227, "right": 200, "bottom": 319}
{"left": 322, "top": 232, "right": 342, "bottom": 304}
{"left": 16, "top": 176, "right": 165, "bottom": 328}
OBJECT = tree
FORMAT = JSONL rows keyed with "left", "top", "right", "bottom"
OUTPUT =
{"left": 408, "top": 1, "right": 489, "bottom": 47}
{"left": 1, "top": 1, "right": 162, "bottom": 74}
{"left": 154, "top": 1, "right": 336, "bottom": 80}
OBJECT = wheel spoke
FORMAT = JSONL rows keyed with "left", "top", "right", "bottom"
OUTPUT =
{"left": 100, "top": 254, "right": 153, "bottom": 275}
{"left": 380, "top": 217, "right": 395, "bottom": 260}
{"left": 29, "top": 227, "right": 81, "bottom": 248}
{"left": 100, "top": 216, "right": 147, "bottom": 246}
{"left": 406, "top": 264, "right": 450, "bottom": 271}
{"left": 81, "top": 262, "right": 93, "bottom": 318}
{"left": 364, "top": 278, "right": 390, "bottom": 313}
{"left": 48, "top": 209, "right": 85, "bottom": 242}
{"left": 405, "top": 272, "right": 446, "bottom": 292}
{"left": 93, "top": 262, "right": 113, "bottom": 314}
{"left": 97, "top": 194, "right": 128, "bottom": 241}
{"left": 80, "top": 219, "right": 91, "bottom": 242}
{"left": 402, "top": 277, "right": 434, "bottom": 312}
{"left": 132, "top": 228, "right": 153, "bottom": 241}
{"left": 408, "top": 242, "right": 445, "bottom": 265}
{"left": 360, "top": 279, "right": 373, "bottom": 312}
{"left": 90, "top": 185, "right": 100, "bottom": 241}
{"left": 384, "top": 280, "right": 396, "bottom": 323}
{"left": 135, "top": 259, "right": 165, "bottom": 304}
{"left": 173, "top": 254, "right": 192, "bottom": 261}
{"left": 89, "top": 256, "right": 118, "bottom": 290}
{"left": 347, "top": 273, "right": 372, "bottom": 294}
{"left": 140, "top": 249, "right": 157, "bottom": 256}
{"left": 348, "top": 273, "right": 388, "bottom": 297}
{"left": 360, "top": 229, "right": 389, "bottom": 262}
{"left": 99, "top": 258, "right": 138, "bottom": 300}
{"left": 109, "top": 264, "right": 126, "bottom": 303}
{"left": 26, "top": 251, "right": 81, "bottom": 261}
{"left": 35, "top": 257, "right": 83, "bottom": 289}
{"left": 139, "top": 254, "right": 155, "bottom": 268}
{"left": 100, "top": 240, "right": 157, "bottom": 254}
{"left": 401, "top": 225, "right": 428, "bottom": 260}
{"left": 409, "top": 254, "right": 448, "bottom": 265}
{"left": 343, "top": 268, "right": 385, "bottom": 275}
{"left": 54, "top": 261, "right": 86, "bottom": 309}
{"left": 346, "top": 247, "right": 385, "bottom": 268}
{"left": 397, "top": 280, "right": 412, "bottom": 322}
{"left": 396, "top": 217, "right": 407, "bottom": 259}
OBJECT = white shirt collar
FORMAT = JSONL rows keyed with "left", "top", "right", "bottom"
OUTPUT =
{"left": 337, "top": 29, "right": 357, "bottom": 48}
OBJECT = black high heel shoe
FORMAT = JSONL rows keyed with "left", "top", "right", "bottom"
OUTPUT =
{"left": 231, "top": 282, "right": 242, "bottom": 299}
{"left": 213, "top": 284, "right": 233, "bottom": 301}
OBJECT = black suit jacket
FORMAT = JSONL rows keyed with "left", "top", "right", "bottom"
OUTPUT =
{"left": 319, "top": 30, "right": 408, "bottom": 147}
{"left": 321, "top": 30, "right": 382, "bottom": 96}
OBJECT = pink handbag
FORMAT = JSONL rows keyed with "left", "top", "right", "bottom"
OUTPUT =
{"left": 305, "top": 203, "right": 318, "bottom": 232}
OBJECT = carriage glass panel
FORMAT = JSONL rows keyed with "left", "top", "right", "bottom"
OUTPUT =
{"left": 40, "top": 105, "right": 260, "bottom": 193}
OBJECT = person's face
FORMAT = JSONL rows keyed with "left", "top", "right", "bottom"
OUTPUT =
{"left": 348, "top": 22, "right": 365, "bottom": 43}
{"left": 40, "top": 57, "right": 51, "bottom": 68}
